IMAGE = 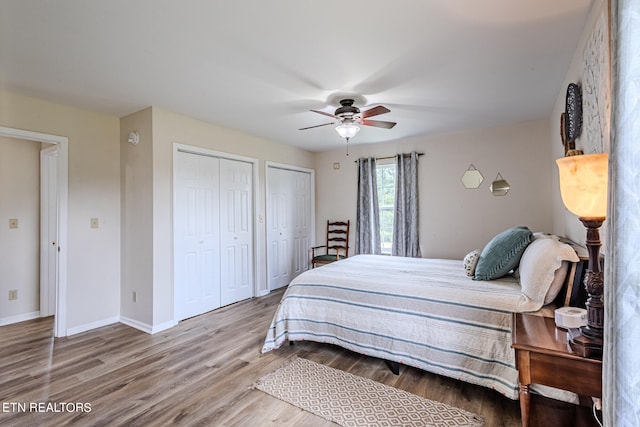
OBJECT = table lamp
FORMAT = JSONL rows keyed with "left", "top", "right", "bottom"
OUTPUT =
{"left": 556, "top": 153, "right": 608, "bottom": 359}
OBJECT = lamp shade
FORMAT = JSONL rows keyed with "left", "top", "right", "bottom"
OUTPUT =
{"left": 556, "top": 153, "right": 608, "bottom": 218}
{"left": 335, "top": 123, "right": 360, "bottom": 140}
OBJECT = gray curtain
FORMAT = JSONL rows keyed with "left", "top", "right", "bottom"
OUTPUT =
{"left": 605, "top": 0, "right": 640, "bottom": 425}
{"left": 392, "top": 152, "right": 421, "bottom": 257}
{"left": 355, "top": 157, "right": 381, "bottom": 255}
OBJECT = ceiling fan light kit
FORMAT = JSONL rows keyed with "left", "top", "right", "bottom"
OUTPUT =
{"left": 335, "top": 123, "right": 360, "bottom": 140}
{"left": 300, "top": 98, "right": 396, "bottom": 142}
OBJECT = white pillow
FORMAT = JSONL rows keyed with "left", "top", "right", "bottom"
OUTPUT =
{"left": 544, "top": 261, "right": 569, "bottom": 304}
{"left": 533, "top": 232, "right": 560, "bottom": 241}
{"left": 518, "top": 239, "right": 579, "bottom": 306}
{"left": 463, "top": 250, "right": 480, "bottom": 277}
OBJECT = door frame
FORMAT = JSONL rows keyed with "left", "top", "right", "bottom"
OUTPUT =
{"left": 0, "top": 126, "right": 68, "bottom": 337}
{"left": 172, "top": 143, "right": 258, "bottom": 321}
{"left": 265, "top": 161, "right": 315, "bottom": 291}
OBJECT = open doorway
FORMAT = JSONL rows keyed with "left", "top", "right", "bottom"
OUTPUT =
{"left": 0, "top": 126, "right": 68, "bottom": 337}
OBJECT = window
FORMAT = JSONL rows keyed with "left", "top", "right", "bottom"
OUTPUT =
{"left": 376, "top": 163, "right": 395, "bottom": 254}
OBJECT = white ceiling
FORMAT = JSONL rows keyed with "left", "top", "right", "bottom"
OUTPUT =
{"left": 0, "top": 0, "right": 593, "bottom": 152}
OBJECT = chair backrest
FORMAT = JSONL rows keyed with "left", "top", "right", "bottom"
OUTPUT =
{"left": 326, "top": 220, "right": 349, "bottom": 258}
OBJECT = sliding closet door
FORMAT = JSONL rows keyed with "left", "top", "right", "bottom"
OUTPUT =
{"left": 266, "top": 166, "right": 312, "bottom": 291}
{"left": 174, "top": 151, "right": 221, "bottom": 321}
{"left": 219, "top": 158, "right": 253, "bottom": 306}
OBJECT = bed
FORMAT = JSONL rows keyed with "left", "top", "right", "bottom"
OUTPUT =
{"left": 262, "top": 230, "right": 581, "bottom": 400}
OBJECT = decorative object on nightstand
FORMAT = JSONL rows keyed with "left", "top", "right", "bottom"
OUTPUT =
{"left": 556, "top": 153, "right": 608, "bottom": 359}
{"left": 554, "top": 306, "right": 588, "bottom": 329}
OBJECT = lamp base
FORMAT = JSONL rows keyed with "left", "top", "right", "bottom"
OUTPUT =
{"left": 568, "top": 327, "right": 603, "bottom": 359}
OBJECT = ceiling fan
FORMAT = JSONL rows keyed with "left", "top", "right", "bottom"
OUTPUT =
{"left": 299, "top": 99, "right": 396, "bottom": 141}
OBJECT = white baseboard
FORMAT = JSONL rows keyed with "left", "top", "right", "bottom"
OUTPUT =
{"left": 120, "top": 316, "right": 177, "bottom": 335}
{"left": 0, "top": 311, "right": 40, "bottom": 326}
{"left": 150, "top": 320, "right": 178, "bottom": 334}
{"left": 1, "top": 312, "right": 177, "bottom": 336}
{"left": 119, "top": 316, "right": 152, "bottom": 334}
{"left": 66, "top": 316, "right": 120, "bottom": 336}
{"left": 258, "top": 289, "right": 270, "bottom": 297}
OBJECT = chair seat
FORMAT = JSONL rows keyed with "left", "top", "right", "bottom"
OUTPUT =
{"left": 312, "top": 254, "right": 346, "bottom": 263}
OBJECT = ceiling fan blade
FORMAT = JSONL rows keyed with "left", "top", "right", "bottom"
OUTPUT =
{"left": 310, "top": 109, "right": 339, "bottom": 119}
{"left": 299, "top": 122, "right": 338, "bottom": 130}
{"left": 359, "top": 119, "right": 396, "bottom": 129}
{"left": 360, "top": 105, "right": 390, "bottom": 119}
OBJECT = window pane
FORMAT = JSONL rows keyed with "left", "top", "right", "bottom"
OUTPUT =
{"left": 376, "top": 163, "right": 395, "bottom": 254}
{"left": 379, "top": 187, "right": 394, "bottom": 207}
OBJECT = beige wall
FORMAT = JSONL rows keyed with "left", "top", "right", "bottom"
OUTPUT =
{"left": 550, "top": 0, "right": 610, "bottom": 249}
{"left": 314, "top": 118, "right": 554, "bottom": 259}
{"left": 120, "top": 108, "right": 154, "bottom": 327}
{"left": 120, "top": 106, "right": 315, "bottom": 329}
{"left": 0, "top": 136, "right": 40, "bottom": 323}
{"left": 0, "top": 90, "right": 121, "bottom": 332}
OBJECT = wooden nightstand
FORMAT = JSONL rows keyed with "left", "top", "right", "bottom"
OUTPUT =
{"left": 512, "top": 313, "right": 602, "bottom": 427}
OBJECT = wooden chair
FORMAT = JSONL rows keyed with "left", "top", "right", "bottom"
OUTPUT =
{"left": 311, "top": 220, "right": 350, "bottom": 268}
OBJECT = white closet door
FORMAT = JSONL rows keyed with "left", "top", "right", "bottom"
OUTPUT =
{"left": 267, "top": 167, "right": 294, "bottom": 290}
{"left": 293, "top": 170, "right": 311, "bottom": 276}
{"left": 219, "top": 158, "right": 253, "bottom": 306}
{"left": 267, "top": 167, "right": 312, "bottom": 291}
{"left": 174, "top": 152, "right": 221, "bottom": 321}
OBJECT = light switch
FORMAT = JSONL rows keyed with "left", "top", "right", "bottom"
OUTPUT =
{"left": 8, "top": 218, "right": 18, "bottom": 229}
{"left": 90, "top": 218, "right": 99, "bottom": 228}
{"left": 333, "top": 162, "right": 340, "bottom": 170}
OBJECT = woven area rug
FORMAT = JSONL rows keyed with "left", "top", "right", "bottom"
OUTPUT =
{"left": 254, "top": 356, "right": 484, "bottom": 427}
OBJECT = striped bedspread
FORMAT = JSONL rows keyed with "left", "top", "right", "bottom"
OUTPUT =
{"left": 262, "top": 254, "right": 542, "bottom": 399}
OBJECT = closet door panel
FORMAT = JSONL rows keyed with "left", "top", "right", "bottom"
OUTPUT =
{"left": 266, "top": 167, "right": 312, "bottom": 291}
{"left": 219, "top": 158, "right": 253, "bottom": 306}
{"left": 174, "top": 152, "right": 221, "bottom": 321}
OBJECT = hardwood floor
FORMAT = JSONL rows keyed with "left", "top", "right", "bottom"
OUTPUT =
{"left": 0, "top": 289, "right": 596, "bottom": 426}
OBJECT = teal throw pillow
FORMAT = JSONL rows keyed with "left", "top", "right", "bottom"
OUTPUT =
{"left": 473, "top": 226, "right": 533, "bottom": 280}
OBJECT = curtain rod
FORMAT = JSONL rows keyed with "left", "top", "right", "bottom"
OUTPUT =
{"left": 353, "top": 152, "right": 424, "bottom": 163}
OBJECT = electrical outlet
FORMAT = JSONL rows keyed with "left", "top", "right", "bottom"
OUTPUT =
{"left": 132, "top": 291, "right": 137, "bottom": 303}
{"left": 9, "top": 218, "right": 18, "bottom": 229}
{"left": 90, "top": 218, "right": 99, "bottom": 228}
{"left": 8, "top": 290, "right": 18, "bottom": 300}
